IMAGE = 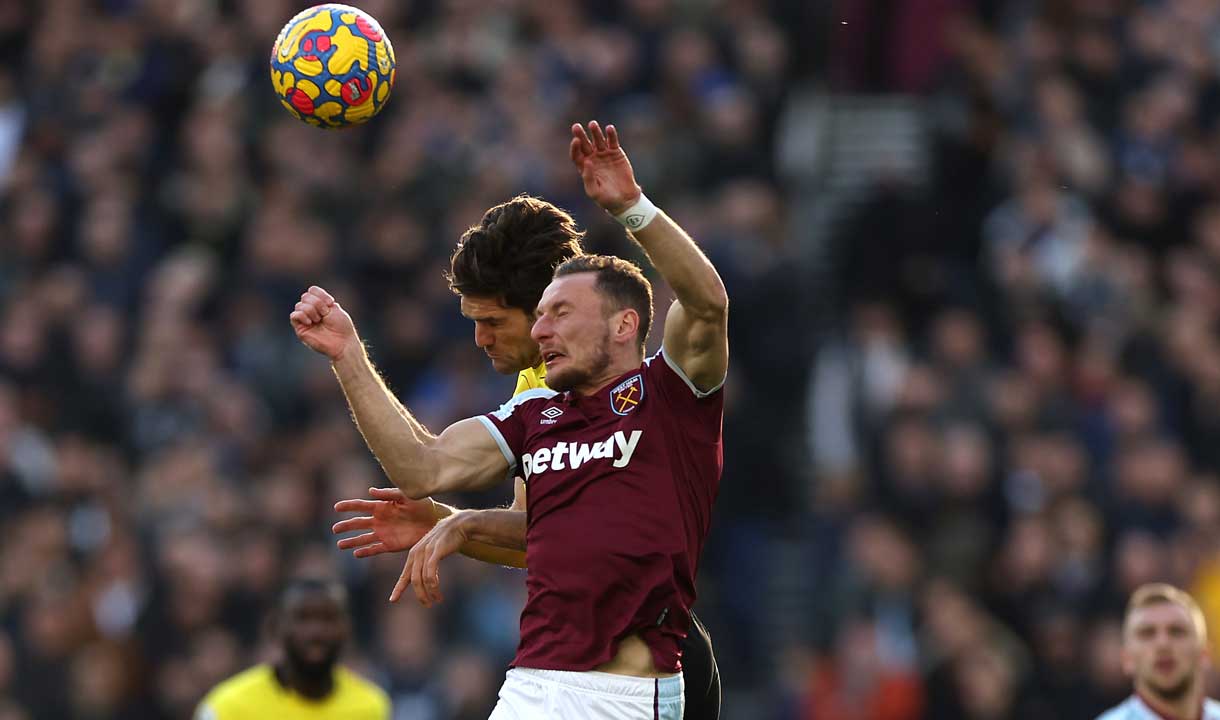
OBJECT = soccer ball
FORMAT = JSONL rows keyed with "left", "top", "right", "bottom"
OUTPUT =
{"left": 270, "top": 4, "right": 396, "bottom": 128}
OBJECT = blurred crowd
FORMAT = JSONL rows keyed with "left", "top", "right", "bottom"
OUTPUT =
{"left": 5, "top": 0, "right": 1220, "bottom": 718}
{"left": 0, "top": 0, "right": 812, "bottom": 718}
{"left": 799, "top": 0, "right": 1220, "bottom": 718}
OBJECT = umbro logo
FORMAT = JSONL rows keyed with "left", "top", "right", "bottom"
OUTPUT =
{"left": 540, "top": 406, "right": 564, "bottom": 424}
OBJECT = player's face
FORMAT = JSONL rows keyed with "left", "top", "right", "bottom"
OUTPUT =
{"left": 460, "top": 295, "right": 541, "bottom": 374}
{"left": 532, "top": 274, "right": 613, "bottom": 393}
{"left": 281, "top": 589, "right": 348, "bottom": 672}
{"left": 1122, "top": 602, "right": 1209, "bottom": 701}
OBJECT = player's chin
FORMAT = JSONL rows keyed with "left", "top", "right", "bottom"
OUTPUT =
{"left": 545, "top": 366, "right": 578, "bottom": 392}
{"left": 489, "top": 357, "right": 517, "bottom": 374}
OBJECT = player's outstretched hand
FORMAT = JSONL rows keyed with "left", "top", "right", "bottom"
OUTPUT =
{"left": 290, "top": 285, "right": 359, "bottom": 361}
{"left": 332, "top": 487, "right": 440, "bottom": 558}
{"left": 390, "top": 512, "right": 470, "bottom": 607}
{"left": 570, "top": 121, "right": 642, "bottom": 215}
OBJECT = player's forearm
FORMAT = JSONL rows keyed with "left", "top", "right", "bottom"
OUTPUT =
{"left": 460, "top": 541, "right": 527, "bottom": 568}
{"left": 454, "top": 508, "right": 527, "bottom": 553}
{"left": 331, "top": 342, "right": 439, "bottom": 497}
{"left": 434, "top": 502, "right": 527, "bottom": 566}
{"left": 629, "top": 211, "right": 728, "bottom": 320}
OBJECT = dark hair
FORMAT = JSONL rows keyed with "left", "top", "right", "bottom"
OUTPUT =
{"left": 554, "top": 255, "right": 654, "bottom": 352}
{"left": 447, "top": 195, "right": 585, "bottom": 314}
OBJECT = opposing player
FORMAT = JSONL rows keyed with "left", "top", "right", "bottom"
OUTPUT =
{"left": 1096, "top": 583, "right": 1220, "bottom": 719}
{"left": 195, "top": 578, "right": 389, "bottom": 720}
{"left": 291, "top": 120, "right": 728, "bottom": 717}
{"left": 331, "top": 192, "right": 721, "bottom": 717}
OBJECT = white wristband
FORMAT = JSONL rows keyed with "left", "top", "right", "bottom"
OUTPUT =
{"left": 613, "top": 194, "right": 658, "bottom": 232}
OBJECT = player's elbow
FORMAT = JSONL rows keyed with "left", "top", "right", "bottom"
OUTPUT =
{"left": 381, "top": 448, "right": 445, "bottom": 499}
{"left": 385, "top": 469, "right": 437, "bottom": 500}
{"left": 694, "top": 290, "right": 729, "bottom": 324}
{"left": 698, "top": 275, "right": 729, "bottom": 319}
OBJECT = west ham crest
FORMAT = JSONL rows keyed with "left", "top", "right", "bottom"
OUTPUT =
{"left": 611, "top": 374, "right": 644, "bottom": 416}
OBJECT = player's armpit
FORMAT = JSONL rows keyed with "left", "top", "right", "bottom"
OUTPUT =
{"left": 661, "top": 298, "right": 729, "bottom": 394}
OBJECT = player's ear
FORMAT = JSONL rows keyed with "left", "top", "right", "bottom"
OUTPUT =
{"left": 1120, "top": 645, "right": 1135, "bottom": 677}
{"left": 612, "top": 308, "right": 639, "bottom": 345}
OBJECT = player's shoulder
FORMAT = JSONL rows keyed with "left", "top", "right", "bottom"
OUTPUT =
{"left": 645, "top": 347, "right": 725, "bottom": 400}
{"left": 334, "top": 665, "right": 391, "bottom": 713}
{"left": 196, "top": 665, "right": 275, "bottom": 719}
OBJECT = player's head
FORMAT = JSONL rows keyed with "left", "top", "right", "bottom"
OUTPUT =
{"left": 1121, "top": 582, "right": 1210, "bottom": 702}
{"left": 275, "top": 578, "right": 350, "bottom": 677}
{"left": 447, "top": 195, "right": 585, "bottom": 374}
{"left": 532, "top": 254, "right": 653, "bottom": 393}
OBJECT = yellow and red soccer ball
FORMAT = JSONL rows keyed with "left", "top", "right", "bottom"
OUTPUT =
{"left": 270, "top": 4, "right": 396, "bottom": 128}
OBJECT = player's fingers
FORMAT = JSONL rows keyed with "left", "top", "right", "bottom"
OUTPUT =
{"left": 334, "top": 498, "right": 379, "bottom": 513}
{"left": 410, "top": 544, "right": 431, "bottom": 607}
{"left": 588, "top": 120, "right": 608, "bottom": 151}
{"left": 295, "top": 301, "right": 322, "bottom": 324}
{"left": 289, "top": 310, "right": 312, "bottom": 328}
{"left": 308, "top": 285, "right": 336, "bottom": 305}
{"left": 389, "top": 558, "right": 411, "bottom": 602}
{"left": 571, "top": 122, "right": 593, "bottom": 155}
{"left": 368, "top": 487, "right": 405, "bottom": 501}
{"left": 423, "top": 545, "right": 443, "bottom": 605}
{"left": 569, "top": 136, "right": 584, "bottom": 164}
{"left": 331, "top": 515, "right": 373, "bottom": 533}
{"left": 336, "top": 531, "right": 378, "bottom": 550}
{"left": 606, "top": 124, "right": 621, "bottom": 149}
{"left": 353, "top": 542, "right": 389, "bottom": 559}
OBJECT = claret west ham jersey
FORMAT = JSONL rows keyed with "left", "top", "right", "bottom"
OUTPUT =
{"left": 477, "top": 348, "right": 724, "bottom": 673}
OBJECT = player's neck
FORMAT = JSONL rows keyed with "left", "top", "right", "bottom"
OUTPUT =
{"left": 572, "top": 357, "right": 642, "bottom": 397}
{"left": 275, "top": 661, "right": 335, "bottom": 700}
{"left": 1136, "top": 680, "right": 1205, "bottom": 720}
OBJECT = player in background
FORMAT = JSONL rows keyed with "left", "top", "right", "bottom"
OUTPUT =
{"left": 195, "top": 578, "right": 389, "bottom": 720}
{"left": 291, "top": 120, "right": 728, "bottom": 718}
{"left": 1096, "top": 583, "right": 1220, "bottom": 720}
{"left": 331, "top": 193, "right": 721, "bottom": 717}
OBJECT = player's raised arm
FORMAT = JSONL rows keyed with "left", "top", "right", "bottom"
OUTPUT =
{"left": 570, "top": 121, "right": 729, "bottom": 392}
{"left": 291, "top": 286, "right": 509, "bottom": 497}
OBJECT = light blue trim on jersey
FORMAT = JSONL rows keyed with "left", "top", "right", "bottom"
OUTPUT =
{"left": 1096, "top": 695, "right": 1220, "bottom": 720}
{"left": 476, "top": 416, "right": 518, "bottom": 483}
{"left": 653, "top": 347, "right": 726, "bottom": 399}
{"left": 491, "top": 388, "right": 557, "bottom": 420}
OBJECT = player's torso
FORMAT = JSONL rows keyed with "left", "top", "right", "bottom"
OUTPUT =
{"left": 200, "top": 667, "right": 387, "bottom": 720}
{"left": 519, "top": 370, "right": 683, "bottom": 557}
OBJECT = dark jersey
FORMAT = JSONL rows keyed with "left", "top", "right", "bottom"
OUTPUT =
{"left": 478, "top": 348, "right": 724, "bottom": 673}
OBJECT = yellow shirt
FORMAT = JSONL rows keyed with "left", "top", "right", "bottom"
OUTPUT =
{"left": 195, "top": 665, "right": 390, "bottom": 720}
{"left": 514, "top": 360, "right": 549, "bottom": 395}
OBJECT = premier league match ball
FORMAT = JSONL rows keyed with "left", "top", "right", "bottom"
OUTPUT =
{"left": 270, "top": 4, "right": 396, "bottom": 128}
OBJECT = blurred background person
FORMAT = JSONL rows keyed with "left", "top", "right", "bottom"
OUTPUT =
{"left": 1096, "top": 583, "right": 1220, "bottom": 720}
{"left": 195, "top": 578, "right": 389, "bottom": 720}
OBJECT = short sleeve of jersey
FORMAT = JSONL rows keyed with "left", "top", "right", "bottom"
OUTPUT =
{"left": 477, "top": 388, "right": 557, "bottom": 478}
{"left": 644, "top": 347, "right": 725, "bottom": 436}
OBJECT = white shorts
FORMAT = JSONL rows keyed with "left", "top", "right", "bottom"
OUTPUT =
{"left": 489, "top": 667, "right": 684, "bottom": 719}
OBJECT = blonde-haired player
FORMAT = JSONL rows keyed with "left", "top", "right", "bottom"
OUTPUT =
{"left": 1097, "top": 583, "right": 1220, "bottom": 719}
